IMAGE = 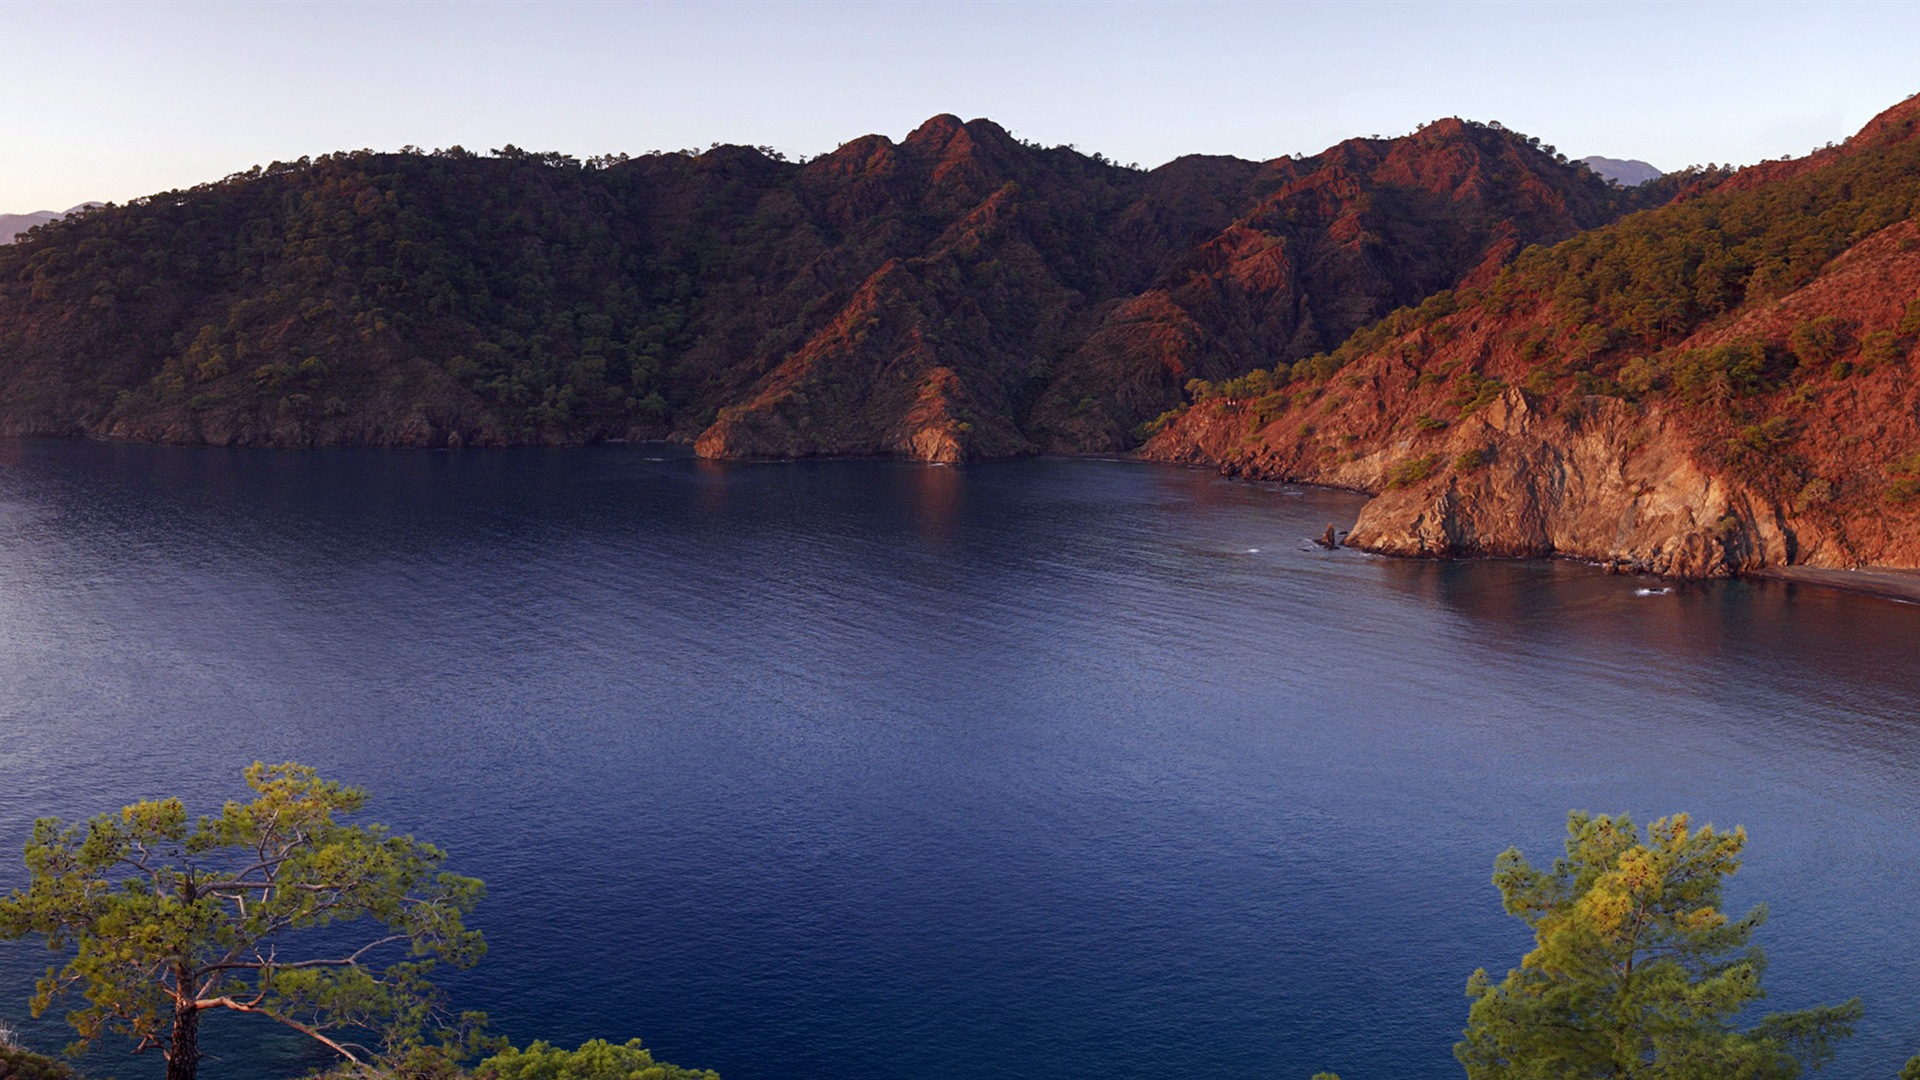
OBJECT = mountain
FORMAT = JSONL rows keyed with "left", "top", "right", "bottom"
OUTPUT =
{"left": 1021, "top": 119, "right": 1650, "bottom": 452}
{"left": 1579, "top": 155, "right": 1663, "bottom": 186}
{"left": 1, "top": 210, "right": 61, "bottom": 243}
{"left": 1, "top": 203, "right": 100, "bottom": 243}
{"left": 1145, "top": 93, "right": 1920, "bottom": 578}
{"left": 0, "top": 119, "right": 1657, "bottom": 457}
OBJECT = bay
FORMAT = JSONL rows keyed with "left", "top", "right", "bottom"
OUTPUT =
{"left": 2, "top": 438, "right": 1918, "bottom": 1079}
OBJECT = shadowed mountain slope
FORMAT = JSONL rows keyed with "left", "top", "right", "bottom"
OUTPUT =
{"left": 0, "top": 117, "right": 1654, "bottom": 458}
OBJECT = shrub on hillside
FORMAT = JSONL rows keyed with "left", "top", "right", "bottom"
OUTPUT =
{"left": 1861, "top": 329, "right": 1905, "bottom": 370}
{"left": 1455, "top": 447, "right": 1494, "bottom": 472}
{"left": 1887, "top": 452, "right": 1920, "bottom": 505}
{"left": 1900, "top": 296, "right": 1920, "bottom": 337}
{"left": 1387, "top": 454, "right": 1443, "bottom": 489}
{"left": 0, "top": 1042, "right": 76, "bottom": 1080}
{"left": 1448, "top": 372, "right": 1507, "bottom": 413}
{"left": 1788, "top": 316, "right": 1854, "bottom": 368}
{"left": 1671, "top": 340, "right": 1776, "bottom": 402}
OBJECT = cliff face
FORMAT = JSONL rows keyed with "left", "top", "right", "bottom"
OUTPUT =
{"left": 0, "top": 116, "right": 1646, "bottom": 459}
{"left": 1158, "top": 385, "right": 1794, "bottom": 577}
{"left": 1145, "top": 95, "right": 1920, "bottom": 577}
{"left": 1345, "top": 391, "right": 1793, "bottom": 578}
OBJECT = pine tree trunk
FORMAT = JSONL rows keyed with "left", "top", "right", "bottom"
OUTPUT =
{"left": 165, "top": 978, "right": 200, "bottom": 1080}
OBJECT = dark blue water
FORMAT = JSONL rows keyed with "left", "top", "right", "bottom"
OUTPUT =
{"left": 2, "top": 438, "right": 1919, "bottom": 1080}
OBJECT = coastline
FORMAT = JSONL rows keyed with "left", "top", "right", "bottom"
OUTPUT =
{"left": 12, "top": 431, "right": 1920, "bottom": 606}
{"left": 1749, "top": 565, "right": 1920, "bottom": 605}
{"left": 1134, "top": 457, "right": 1920, "bottom": 607}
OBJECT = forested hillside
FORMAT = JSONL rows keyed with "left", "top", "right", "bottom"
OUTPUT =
{"left": 0, "top": 116, "right": 1655, "bottom": 458}
{"left": 1147, "top": 93, "right": 1920, "bottom": 576}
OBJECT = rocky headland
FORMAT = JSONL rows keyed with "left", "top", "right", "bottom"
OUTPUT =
{"left": 1145, "top": 94, "right": 1920, "bottom": 582}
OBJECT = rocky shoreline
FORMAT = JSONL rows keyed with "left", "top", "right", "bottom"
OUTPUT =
{"left": 1141, "top": 449, "right": 1920, "bottom": 605}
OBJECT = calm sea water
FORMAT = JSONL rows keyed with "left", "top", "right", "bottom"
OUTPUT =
{"left": 2, "top": 438, "right": 1919, "bottom": 1080}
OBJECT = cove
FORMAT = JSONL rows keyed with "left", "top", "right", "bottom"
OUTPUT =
{"left": 2, "top": 438, "right": 1918, "bottom": 1079}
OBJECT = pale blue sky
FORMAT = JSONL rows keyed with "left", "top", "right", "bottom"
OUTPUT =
{"left": 2, "top": 1, "right": 1917, "bottom": 211}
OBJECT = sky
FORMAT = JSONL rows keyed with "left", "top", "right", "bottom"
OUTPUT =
{"left": 2, "top": 0, "right": 1918, "bottom": 211}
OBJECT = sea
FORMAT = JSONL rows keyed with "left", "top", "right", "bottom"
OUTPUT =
{"left": 2, "top": 438, "right": 1917, "bottom": 1079}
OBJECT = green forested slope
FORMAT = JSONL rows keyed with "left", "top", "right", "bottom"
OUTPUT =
{"left": 0, "top": 117, "right": 1653, "bottom": 455}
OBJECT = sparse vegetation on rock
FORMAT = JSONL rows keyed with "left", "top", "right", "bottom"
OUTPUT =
{"left": 1148, "top": 93, "right": 1920, "bottom": 578}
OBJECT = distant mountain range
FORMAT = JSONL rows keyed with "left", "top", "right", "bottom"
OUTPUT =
{"left": 0, "top": 120, "right": 1668, "bottom": 457}
{"left": 1579, "top": 156, "right": 1664, "bottom": 186}
{"left": 9, "top": 94, "right": 1920, "bottom": 581}
{"left": 0, "top": 204, "right": 98, "bottom": 243}
{"left": 1148, "top": 93, "right": 1920, "bottom": 578}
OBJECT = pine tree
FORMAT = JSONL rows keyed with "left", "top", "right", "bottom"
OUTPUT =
{"left": 1456, "top": 812, "right": 1857, "bottom": 1080}
{"left": 0, "top": 763, "right": 487, "bottom": 1080}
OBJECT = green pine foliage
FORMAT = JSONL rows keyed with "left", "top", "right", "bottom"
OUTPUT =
{"left": 1886, "top": 452, "right": 1920, "bottom": 504}
{"left": 1455, "top": 447, "right": 1493, "bottom": 472}
{"left": 0, "top": 763, "right": 488, "bottom": 1080}
{"left": 1457, "top": 812, "right": 1859, "bottom": 1080}
{"left": 475, "top": 1039, "right": 719, "bottom": 1080}
{"left": 1386, "top": 453, "right": 1443, "bottom": 489}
